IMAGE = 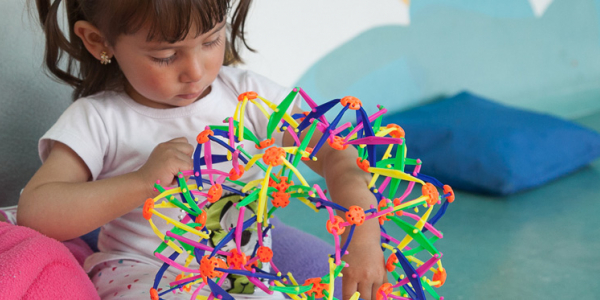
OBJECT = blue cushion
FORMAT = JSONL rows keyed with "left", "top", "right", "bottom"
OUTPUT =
{"left": 380, "top": 91, "right": 600, "bottom": 195}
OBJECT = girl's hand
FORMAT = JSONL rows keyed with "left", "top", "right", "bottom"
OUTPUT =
{"left": 136, "top": 137, "right": 194, "bottom": 195}
{"left": 342, "top": 225, "right": 388, "bottom": 300}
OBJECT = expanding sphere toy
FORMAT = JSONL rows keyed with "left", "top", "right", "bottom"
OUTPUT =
{"left": 143, "top": 87, "right": 454, "bottom": 300}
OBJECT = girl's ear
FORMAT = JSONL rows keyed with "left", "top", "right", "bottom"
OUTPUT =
{"left": 73, "top": 20, "right": 112, "bottom": 61}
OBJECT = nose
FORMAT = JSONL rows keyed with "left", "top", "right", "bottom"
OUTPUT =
{"left": 179, "top": 56, "right": 203, "bottom": 83}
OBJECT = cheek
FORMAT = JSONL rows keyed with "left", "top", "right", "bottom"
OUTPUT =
{"left": 209, "top": 58, "right": 223, "bottom": 74}
{"left": 206, "top": 49, "right": 225, "bottom": 76}
{"left": 124, "top": 63, "right": 173, "bottom": 95}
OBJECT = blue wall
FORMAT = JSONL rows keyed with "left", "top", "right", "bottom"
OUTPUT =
{"left": 296, "top": 0, "right": 600, "bottom": 119}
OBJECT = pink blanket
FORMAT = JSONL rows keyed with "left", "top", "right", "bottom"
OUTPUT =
{"left": 0, "top": 222, "right": 99, "bottom": 299}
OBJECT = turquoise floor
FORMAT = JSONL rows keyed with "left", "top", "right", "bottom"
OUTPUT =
{"left": 277, "top": 112, "right": 600, "bottom": 299}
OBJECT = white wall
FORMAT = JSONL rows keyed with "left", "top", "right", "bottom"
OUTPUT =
{"left": 239, "top": 0, "right": 411, "bottom": 88}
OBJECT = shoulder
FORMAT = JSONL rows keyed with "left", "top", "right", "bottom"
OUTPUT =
{"left": 38, "top": 91, "right": 124, "bottom": 175}
{"left": 53, "top": 90, "right": 133, "bottom": 136}
{"left": 47, "top": 90, "right": 130, "bottom": 134}
{"left": 71, "top": 90, "right": 127, "bottom": 111}
{"left": 60, "top": 91, "right": 130, "bottom": 122}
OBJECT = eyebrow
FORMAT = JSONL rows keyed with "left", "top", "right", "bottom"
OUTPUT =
{"left": 144, "top": 22, "right": 226, "bottom": 51}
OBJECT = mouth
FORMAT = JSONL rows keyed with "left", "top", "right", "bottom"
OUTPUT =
{"left": 176, "top": 89, "right": 203, "bottom": 100}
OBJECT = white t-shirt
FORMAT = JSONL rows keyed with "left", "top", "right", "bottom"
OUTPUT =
{"left": 39, "top": 66, "right": 297, "bottom": 298}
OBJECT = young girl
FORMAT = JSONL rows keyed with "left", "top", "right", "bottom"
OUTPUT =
{"left": 18, "top": 0, "right": 386, "bottom": 299}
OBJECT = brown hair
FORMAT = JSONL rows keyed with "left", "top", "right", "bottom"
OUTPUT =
{"left": 31, "top": 0, "right": 253, "bottom": 100}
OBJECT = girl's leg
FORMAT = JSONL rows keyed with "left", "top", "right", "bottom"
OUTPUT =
{"left": 271, "top": 217, "right": 343, "bottom": 299}
{"left": 90, "top": 259, "right": 192, "bottom": 300}
{"left": 0, "top": 205, "right": 17, "bottom": 224}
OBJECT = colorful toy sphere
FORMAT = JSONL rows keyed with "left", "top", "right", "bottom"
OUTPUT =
{"left": 144, "top": 87, "right": 454, "bottom": 300}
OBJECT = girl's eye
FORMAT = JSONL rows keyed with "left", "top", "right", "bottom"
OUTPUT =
{"left": 151, "top": 54, "right": 176, "bottom": 66}
{"left": 203, "top": 36, "right": 223, "bottom": 49}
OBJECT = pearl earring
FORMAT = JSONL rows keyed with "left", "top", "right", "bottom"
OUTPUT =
{"left": 100, "top": 51, "right": 112, "bottom": 65}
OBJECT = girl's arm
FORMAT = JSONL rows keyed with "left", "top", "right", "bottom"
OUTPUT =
{"left": 282, "top": 107, "right": 387, "bottom": 300}
{"left": 18, "top": 138, "right": 194, "bottom": 241}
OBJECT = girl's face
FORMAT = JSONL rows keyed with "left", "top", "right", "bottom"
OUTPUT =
{"left": 110, "top": 21, "right": 226, "bottom": 109}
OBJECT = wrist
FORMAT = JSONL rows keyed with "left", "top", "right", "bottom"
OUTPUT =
{"left": 342, "top": 216, "right": 381, "bottom": 243}
{"left": 132, "top": 170, "right": 158, "bottom": 200}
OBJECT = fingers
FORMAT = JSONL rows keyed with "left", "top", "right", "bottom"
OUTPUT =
{"left": 164, "top": 137, "right": 195, "bottom": 157}
{"left": 167, "top": 156, "right": 194, "bottom": 186}
{"left": 343, "top": 281, "right": 358, "bottom": 300}
{"left": 371, "top": 280, "right": 386, "bottom": 300}
{"left": 352, "top": 282, "right": 386, "bottom": 300}
{"left": 357, "top": 282, "right": 372, "bottom": 300}
{"left": 155, "top": 143, "right": 194, "bottom": 169}
{"left": 343, "top": 270, "right": 387, "bottom": 300}
{"left": 139, "top": 138, "right": 196, "bottom": 188}
{"left": 167, "top": 137, "right": 189, "bottom": 143}
{"left": 343, "top": 279, "right": 380, "bottom": 300}
{"left": 171, "top": 151, "right": 194, "bottom": 175}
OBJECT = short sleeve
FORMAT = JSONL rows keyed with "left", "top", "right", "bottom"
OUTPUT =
{"left": 38, "top": 99, "right": 109, "bottom": 180}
